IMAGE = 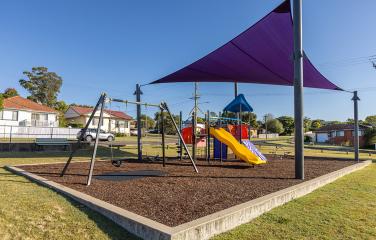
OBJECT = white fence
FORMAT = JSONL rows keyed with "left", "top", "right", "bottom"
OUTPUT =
{"left": 258, "top": 133, "right": 279, "bottom": 139}
{"left": 0, "top": 125, "right": 81, "bottom": 140}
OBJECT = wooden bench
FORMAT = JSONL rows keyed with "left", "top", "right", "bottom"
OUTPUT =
{"left": 35, "top": 138, "right": 71, "bottom": 151}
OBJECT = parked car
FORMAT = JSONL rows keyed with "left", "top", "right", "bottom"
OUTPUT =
{"left": 147, "top": 129, "right": 159, "bottom": 134}
{"left": 130, "top": 129, "right": 138, "bottom": 136}
{"left": 77, "top": 128, "right": 115, "bottom": 142}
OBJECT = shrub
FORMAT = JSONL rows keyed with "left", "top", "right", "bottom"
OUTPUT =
{"left": 364, "top": 127, "right": 376, "bottom": 148}
{"left": 304, "top": 135, "right": 312, "bottom": 143}
{"left": 68, "top": 123, "right": 84, "bottom": 128}
{"left": 115, "top": 133, "right": 126, "bottom": 137}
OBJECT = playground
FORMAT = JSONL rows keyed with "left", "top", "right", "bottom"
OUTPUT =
{"left": 2, "top": 1, "right": 374, "bottom": 240}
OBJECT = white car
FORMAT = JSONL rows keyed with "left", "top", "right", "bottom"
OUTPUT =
{"left": 77, "top": 128, "right": 115, "bottom": 142}
{"left": 130, "top": 129, "right": 138, "bottom": 136}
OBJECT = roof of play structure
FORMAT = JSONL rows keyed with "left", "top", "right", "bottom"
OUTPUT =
{"left": 223, "top": 94, "right": 253, "bottom": 113}
{"left": 150, "top": 0, "right": 341, "bottom": 91}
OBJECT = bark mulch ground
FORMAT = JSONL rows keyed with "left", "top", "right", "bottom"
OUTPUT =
{"left": 20, "top": 157, "right": 354, "bottom": 226}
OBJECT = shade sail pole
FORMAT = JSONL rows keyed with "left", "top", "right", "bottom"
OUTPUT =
{"left": 352, "top": 91, "right": 360, "bottom": 162}
{"left": 293, "top": 0, "right": 304, "bottom": 180}
{"left": 135, "top": 84, "right": 142, "bottom": 161}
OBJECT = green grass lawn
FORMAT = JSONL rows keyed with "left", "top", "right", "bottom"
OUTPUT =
{"left": 0, "top": 148, "right": 141, "bottom": 240}
{"left": 0, "top": 144, "right": 375, "bottom": 239}
{"left": 212, "top": 163, "right": 376, "bottom": 240}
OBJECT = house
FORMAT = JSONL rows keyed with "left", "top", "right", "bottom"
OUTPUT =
{"left": 0, "top": 96, "right": 59, "bottom": 127}
{"left": 64, "top": 105, "right": 133, "bottom": 135}
{"left": 314, "top": 124, "right": 370, "bottom": 147}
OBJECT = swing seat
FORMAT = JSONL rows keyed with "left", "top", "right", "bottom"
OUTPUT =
{"left": 111, "top": 160, "right": 122, "bottom": 167}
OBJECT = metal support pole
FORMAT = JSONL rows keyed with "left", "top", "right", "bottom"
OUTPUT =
{"left": 161, "top": 102, "right": 198, "bottom": 173}
{"left": 293, "top": 0, "right": 304, "bottom": 179}
{"left": 239, "top": 105, "right": 242, "bottom": 142}
{"left": 204, "top": 112, "right": 208, "bottom": 161}
{"left": 219, "top": 111, "right": 223, "bottom": 163}
{"left": 61, "top": 93, "right": 105, "bottom": 176}
{"left": 207, "top": 110, "right": 211, "bottom": 163}
{"left": 9, "top": 126, "right": 12, "bottom": 144}
{"left": 87, "top": 94, "right": 106, "bottom": 186}
{"left": 234, "top": 82, "right": 238, "bottom": 97}
{"left": 192, "top": 111, "right": 196, "bottom": 161}
{"left": 161, "top": 108, "right": 166, "bottom": 167}
{"left": 179, "top": 111, "right": 183, "bottom": 160}
{"left": 192, "top": 82, "right": 198, "bottom": 162}
{"left": 248, "top": 114, "right": 251, "bottom": 140}
{"left": 135, "top": 84, "right": 142, "bottom": 161}
{"left": 352, "top": 91, "right": 360, "bottom": 162}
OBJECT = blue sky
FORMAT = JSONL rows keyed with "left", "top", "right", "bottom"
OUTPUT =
{"left": 0, "top": 0, "right": 375, "bottom": 121}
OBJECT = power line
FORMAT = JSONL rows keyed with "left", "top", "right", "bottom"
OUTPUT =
{"left": 318, "top": 54, "right": 376, "bottom": 69}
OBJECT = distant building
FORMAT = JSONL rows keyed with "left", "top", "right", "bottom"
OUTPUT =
{"left": 314, "top": 124, "right": 371, "bottom": 147}
{"left": 64, "top": 105, "right": 133, "bottom": 135}
{"left": 0, "top": 96, "right": 59, "bottom": 127}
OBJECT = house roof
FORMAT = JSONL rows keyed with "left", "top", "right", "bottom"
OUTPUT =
{"left": 69, "top": 106, "right": 132, "bottom": 120}
{"left": 315, "top": 124, "right": 370, "bottom": 132}
{"left": 2, "top": 96, "right": 58, "bottom": 113}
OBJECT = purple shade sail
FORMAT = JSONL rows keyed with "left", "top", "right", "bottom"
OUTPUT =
{"left": 150, "top": 1, "right": 342, "bottom": 91}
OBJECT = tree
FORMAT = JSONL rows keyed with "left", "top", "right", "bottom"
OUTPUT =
{"left": 324, "top": 120, "right": 342, "bottom": 125}
{"left": 364, "top": 127, "right": 376, "bottom": 147}
{"left": 310, "top": 119, "right": 324, "bottom": 131}
{"left": 2, "top": 88, "right": 19, "bottom": 98}
{"left": 0, "top": 94, "right": 3, "bottom": 110}
{"left": 266, "top": 118, "right": 284, "bottom": 134}
{"left": 303, "top": 117, "right": 312, "bottom": 132}
{"left": 277, "top": 116, "right": 294, "bottom": 135}
{"left": 19, "top": 67, "right": 62, "bottom": 107}
{"left": 221, "top": 112, "right": 236, "bottom": 119}
{"left": 241, "top": 112, "right": 258, "bottom": 128}
{"left": 70, "top": 103, "right": 94, "bottom": 108}
{"left": 196, "top": 116, "right": 205, "bottom": 124}
{"left": 55, "top": 101, "right": 69, "bottom": 127}
{"left": 140, "top": 114, "right": 155, "bottom": 130}
{"left": 346, "top": 118, "right": 355, "bottom": 124}
{"left": 221, "top": 112, "right": 258, "bottom": 128}
{"left": 365, "top": 115, "right": 376, "bottom": 126}
{"left": 154, "top": 112, "right": 180, "bottom": 135}
{"left": 55, "top": 101, "right": 69, "bottom": 113}
{"left": 263, "top": 113, "right": 274, "bottom": 123}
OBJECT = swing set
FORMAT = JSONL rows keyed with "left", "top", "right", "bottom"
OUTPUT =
{"left": 60, "top": 93, "right": 198, "bottom": 186}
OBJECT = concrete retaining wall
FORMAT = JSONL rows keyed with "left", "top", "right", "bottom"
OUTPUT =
{"left": 5, "top": 160, "right": 372, "bottom": 240}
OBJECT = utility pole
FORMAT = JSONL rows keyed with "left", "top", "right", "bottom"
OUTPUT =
{"left": 194, "top": 82, "right": 199, "bottom": 128}
{"left": 264, "top": 115, "right": 268, "bottom": 140}
{"left": 293, "top": 0, "right": 304, "bottom": 180}
{"left": 352, "top": 91, "right": 360, "bottom": 162}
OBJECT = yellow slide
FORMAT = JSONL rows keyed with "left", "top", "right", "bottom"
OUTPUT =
{"left": 210, "top": 127, "right": 266, "bottom": 165}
